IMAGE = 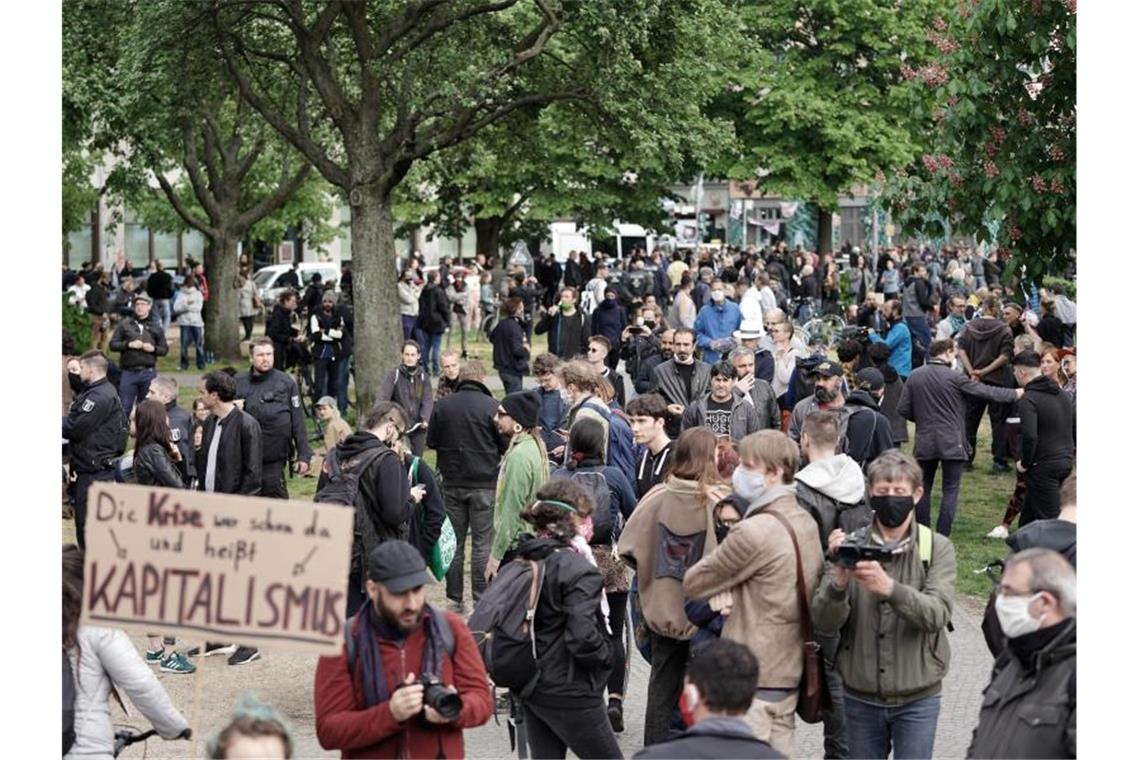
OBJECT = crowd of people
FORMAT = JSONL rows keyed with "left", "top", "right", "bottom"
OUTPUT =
{"left": 62, "top": 240, "right": 1076, "bottom": 759}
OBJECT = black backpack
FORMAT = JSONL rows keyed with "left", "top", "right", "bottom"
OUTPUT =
{"left": 315, "top": 446, "right": 397, "bottom": 566}
{"left": 468, "top": 557, "right": 550, "bottom": 696}
{"left": 63, "top": 649, "right": 76, "bottom": 755}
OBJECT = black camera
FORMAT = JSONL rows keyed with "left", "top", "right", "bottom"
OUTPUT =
{"left": 420, "top": 675, "right": 462, "bottom": 721}
{"left": 834, "top": 530, "right": 900, "bottom": 569}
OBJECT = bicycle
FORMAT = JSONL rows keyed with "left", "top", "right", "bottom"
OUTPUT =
{"left": 800, "top": 313, "right": 847, "bottom": 352}
{"left": 290, "top": 359, "right": 326, "bottom": 445}
{"left": 112, "top": 725, "right": 191, "bottom": 758}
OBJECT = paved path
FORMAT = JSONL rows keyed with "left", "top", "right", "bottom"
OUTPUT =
{"left": 116, "top": 594, "right": 990, "bottom": 759}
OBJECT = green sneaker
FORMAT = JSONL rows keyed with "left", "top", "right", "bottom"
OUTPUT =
{"left": 145, "top": 648, "right": 165, "bottom": 666}
{"left": 159, "top": 652, "right": 197, "bottom": 675}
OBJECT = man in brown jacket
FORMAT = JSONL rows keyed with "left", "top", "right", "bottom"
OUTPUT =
{"left": 684, "top": 430, "right": 824, "bottom": 757}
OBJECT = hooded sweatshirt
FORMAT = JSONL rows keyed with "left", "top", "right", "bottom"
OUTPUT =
{"left": 795, "top": 455, "right": 873, "bottom": 551}
{"left": 957, "top": 317, "right": 1014, "bottom": 386}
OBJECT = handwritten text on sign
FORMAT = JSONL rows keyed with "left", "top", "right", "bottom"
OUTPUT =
{"left": 81, "top": 483, "right": 353, "bottom": 654}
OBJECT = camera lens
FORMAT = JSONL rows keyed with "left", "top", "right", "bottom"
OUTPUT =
{"left": 422, "top": 676, "right": 462, "bottom": 721}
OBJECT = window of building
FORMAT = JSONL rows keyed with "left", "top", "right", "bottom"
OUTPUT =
{"left": 153, "top": 231, "right": 178, "bottom": 268}
{"left": 182, "top": 230, "right": 206, "bottom": 267}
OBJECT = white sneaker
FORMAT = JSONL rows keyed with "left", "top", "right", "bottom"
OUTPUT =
{"left": 986, "top": 525, "right": 1009, "bottom": 539}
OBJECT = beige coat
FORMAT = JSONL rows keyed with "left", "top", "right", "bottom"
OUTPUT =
{"left": 683, "top": 487, "right": 824, "bottom": 688}
{"left": 618, "top": 478, "right": 729, "bottom": 640}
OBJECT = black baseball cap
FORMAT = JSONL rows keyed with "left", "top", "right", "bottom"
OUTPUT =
{"left": 366, "top": 541, "right": 433, "bottom": 593}
{"left": 808, "top": 361, "right": 844, "bottom": 378}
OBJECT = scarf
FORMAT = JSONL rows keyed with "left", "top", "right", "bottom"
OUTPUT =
{"left": 947, "top": 313, "right": 966, "bottom": 336}
{"left": 352, "top": 602, "right": 448, "bottom": 709}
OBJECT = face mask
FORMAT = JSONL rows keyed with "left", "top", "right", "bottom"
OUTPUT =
{"left": 560, "top": 301, "right": 574, "bottom": 312}
{"left": 869, "top": 494, "right": 914, "bottom": 528}
{"left": 711, "top": 290, "right": 725, "bottom": 303}
{"left": 644, "top": 319, "right": 656, "bottom": 329}
{"left": 576, "top": 517, "right": 594, "bottom": 543}
{"left": 605, "top": 294, "right": 617, "bottom": 301}
{"left": 715, "top": 522, "right": 732, "bottom": 544}
{"left": 814, "top": 384, "right": 839, "bottom": 404}
{"left": 995, "top": 592, "right": 1044, "bottom": 638}
{"left": 674, "top": 351, "right": 692, "bottom": 364}
{"left": 732, "top": 466, "right": 768, "bottom": 502}
{"left": 679, "top": 684, "right": 699, "bottom": 729}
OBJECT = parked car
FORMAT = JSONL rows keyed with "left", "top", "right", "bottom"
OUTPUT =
{"left": 253, "top": 262, "right": 341, "bottom": 307}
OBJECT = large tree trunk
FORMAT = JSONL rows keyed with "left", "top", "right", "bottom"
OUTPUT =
{"left": 474, "top": 216, "right": 503, "bottom": 259}
{"left": 351, "top": 192, "right": 401, "bottom": 413}
{"left": 817, "top": 207, "right": 833, "bottom": 255}
{"left": 204, "top": 233, "right": 242, "bottom": 360}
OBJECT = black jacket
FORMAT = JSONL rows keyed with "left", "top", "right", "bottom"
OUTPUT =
{"left": 85, "top": 282, "right": 110, "bottom": 316}
{"left": 634, "top": 719, "right": 784, "bottom": 759}
{"left": 145, "top": 270, "right": 175, "bottom": 300}
{"left": 195, "top": 406, "right": 263, "bottom": 495}
{"left": 1008, "top": 518, "right": 1076, "bottom": 568}
{"left": 957, "top": 317, "right": 1014, "bottom": 386}
{"left": 635, "top": 351, "right": 667, "bottom": 395}
{"left": 416, "top": 283, "right": 452, "bottom": 334}
{"left": 490, "top": 317, "right": 530, "bottom": 375}
{"left": 133, "top": 442, "right": 186, "bottom": 489}
{"left": 795, "top": 481, "right": 872, "bottom": 553}
{"left": 109, "top": 317, "right": 169, "bottom": 370}
{"left": 1018, "top": 376, "right": 1075, "bottom": 467}
{"left": 319, "top": 432, "right": 411, "bottom": 545}
{"left": 235, "top": 369, "right": 313, "bottom": 464}
{"left": 534, "top": 310, "right": 589, "bottom": 359}
{"left": 426, "top": 380, "right": 506, "bottom": 489}
{"left": 842, "top": 390, "right": 897, "bottom": 467}
{"left": 265, "top": 304, "right": 296, "bottom": 347}
{"left": 308, "top": 308, "right": 347, "bottom": 361}
{"left": 63, "top": 378, "right": 128, "bottom": 473}
{"left": 506, "top": 536, "right": 612, "bottom": 708}
{"left": 899, "top": 359, "right": 1020, "bottom": 461}
{"left": 165, "top": 400, "right": 195, "bottom": 483}
{"left": 967, "top": 620, "right": 1076, "bottom": 759}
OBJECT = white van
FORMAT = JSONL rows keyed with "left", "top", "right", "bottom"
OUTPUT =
{"left": 254, "top": 262, "right": 341, "bottom": 307}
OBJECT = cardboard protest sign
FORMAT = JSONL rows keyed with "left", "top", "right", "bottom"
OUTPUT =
{"left": 81, "top": 483, "right": 353, "bottom": 654}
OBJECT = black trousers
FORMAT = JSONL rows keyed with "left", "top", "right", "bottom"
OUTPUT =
{"left": 964, "top": 393, "right": 1012, "bottom": 465}
{"left": 645, "top": 631, "right": 690, "bottom": 745}
{"left": 606, "top": 591, "right": 629, "bottom": 696}
{"left": 74, "top": 470, "right": 115, "bottom": 551}
{"left": 240, "top": 316, "right": 254, "bottom": 341}
{"left": 260, "top": 460, "right": 289, "bottom": 499}
{"left": 819, "top": 631, "right": 850, "bottom": 759}
{"left": 522, "top": 700, "right": 623, "bottom": 759}
{"left": 1021, "top": 459, "right": 1073, "bottom": 527}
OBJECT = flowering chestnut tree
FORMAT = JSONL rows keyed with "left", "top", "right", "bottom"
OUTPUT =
{"left": 885, "top": 0, "right": 1076, "bottom": 279}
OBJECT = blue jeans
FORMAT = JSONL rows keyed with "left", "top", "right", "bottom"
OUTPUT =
{"left": 906, "top": 316, "right": 931, "bottom": 365}
{"left": 153, "top": 299, "right": 171, "bottom": 332}
{"left": 179, "top": 325, "right": 205, "bottom": 370}
{"left": 119, "top": 367, "right": 157, "bottom": 412}
{"left": 401, "top": 314, "right": 417, "bottom": 339}
{"left": 845, "top": 692, "right": 940, "bottom": 760}
{"left": 336, "top": 355, "right": 352, "bottom": 413}
{"left": 419, "top": 330, "right": 443, "bottom": 375}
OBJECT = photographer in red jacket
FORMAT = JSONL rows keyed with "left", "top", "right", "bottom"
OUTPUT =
{"left": 314, "top": 541, "right": 492, "bottom": 758}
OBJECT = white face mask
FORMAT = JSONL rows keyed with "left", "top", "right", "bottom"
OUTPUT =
{"left": 732, "top": 466, "right": 767, "bottom": 503}
{"left": 994, "top": 592, "right": 1044, "bottom": 638}
{"left": 711, "top": 290, "right": 725, "bottom": 303}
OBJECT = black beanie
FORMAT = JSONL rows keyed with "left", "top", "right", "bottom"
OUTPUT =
{"left": 500, "top": 390, "right": 540, "bottom": 429}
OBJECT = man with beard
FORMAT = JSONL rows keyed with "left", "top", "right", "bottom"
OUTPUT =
{"left": 681, "top": 362, "right": 763, "bottom": 442}
{"left": 732, "top": 321, "right": 776, "bottom": 384}
{"left": 650, "top": 328, "right": 711, "bottom": 439}
{"left": 235, "top": 339, "right": 313, "bottom": 498}
{"left": 314, "top": 541, "right": 493, "bottom": 758}
{"left": 727, "top": 346, "right": 780, "bottom": 430}
{"left": 635, "top": 328, "right": 674, "bottom": 395}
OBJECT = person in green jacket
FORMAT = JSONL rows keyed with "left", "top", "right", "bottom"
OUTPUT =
{"left": 485, "top": 390, "right": 548, "bottom": 581}
{"left": 811, "top": 450, "right": 956, "bottom": 760}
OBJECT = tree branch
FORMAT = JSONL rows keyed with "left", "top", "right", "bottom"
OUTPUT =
{"left": 392, "top": 0, "right": 520, "bottom": 59}
{"left": 199, "top": 111, "right": 224, "bottom": 193}
{"left": 374, "top": 0, "right": 452, "bottom": 55}
{"left": 235, "top": 162, "right": 312, "bottom": 232}
{"left": 181, "top": 117, "right": 224, "bottom": 221}
{"left": 153, "top": 172, "right": 217, "bottom": 239}
{"left": 341, "top": 0, "right": 381, "bottom": 122}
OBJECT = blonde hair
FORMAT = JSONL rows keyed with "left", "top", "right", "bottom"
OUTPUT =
{"left": 737, "top": 430, "right": 799, "bottom": 484}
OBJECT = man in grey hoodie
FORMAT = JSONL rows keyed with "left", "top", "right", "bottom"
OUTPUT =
{"left": 795, "top": 410, "right": 873, "bottom": 760}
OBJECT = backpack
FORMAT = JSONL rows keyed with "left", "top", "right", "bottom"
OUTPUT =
{"left": 786, "top": 354, "right": 825, "bottom": 409}
{"left": 409, "top": 457, "right": 457, "bottom": 581}
{"left": 63, "top": 650, "right": 76, "bottom": 756}
{"left": 568, "top": 469, "right": 617, "bottom": 545}
{"left": 467, "top": 557, "right": 549, "bottom": 696}
{"left": 837, "top": 406, "right": 877, "bottom": 464}
{"left": 315, "top": 446, "right": 395, "bottom": 566}
{"left": 576, "top": 399, "right": 637, "bottom": 476}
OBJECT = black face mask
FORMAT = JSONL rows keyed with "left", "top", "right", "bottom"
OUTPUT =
{"left": 870, "top": 494, "right": 914, "bottom": 528}
{"left": 68, "top": 372, "right": 86, "bottom": 394}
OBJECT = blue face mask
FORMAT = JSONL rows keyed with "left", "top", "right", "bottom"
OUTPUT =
{"left": 732, "top": 467, "right": 767, "bottom": 503}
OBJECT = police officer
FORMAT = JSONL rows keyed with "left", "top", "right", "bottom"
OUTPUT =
{"left": 146, "top": 375, "right": 195, "bottom": 487}
{"left": 236, "top": 337, "right": 313, "bottom": 498}
{"left": 63, "top": 350, "right": 128, "bottom": 550}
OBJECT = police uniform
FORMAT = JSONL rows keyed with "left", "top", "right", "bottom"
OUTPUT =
{"left": 63, "top": 377, "right": 128, "bottom": 549}
{"left": 236, "top": 368, "right": 313, "bottom": 498}
{"left": 164, "top": 400, "right": 195, "bottom": 486}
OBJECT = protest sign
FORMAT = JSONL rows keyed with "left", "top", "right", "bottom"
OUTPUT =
{"left": 80, "top": 483, "right": 354, "bottom": 654}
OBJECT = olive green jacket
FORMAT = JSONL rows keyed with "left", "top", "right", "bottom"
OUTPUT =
{"left": 491, "top": 433, "right": 548, "bottom": 560}
{"left": 812, "top": 519, "right": 956, "bottom": 705}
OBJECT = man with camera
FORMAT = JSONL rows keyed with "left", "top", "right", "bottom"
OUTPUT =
{"left": 314, "top": 541, "right": 493, "bottom": 759}
{"left": 811, "top": 450, "right": 956, "bottom": 760}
